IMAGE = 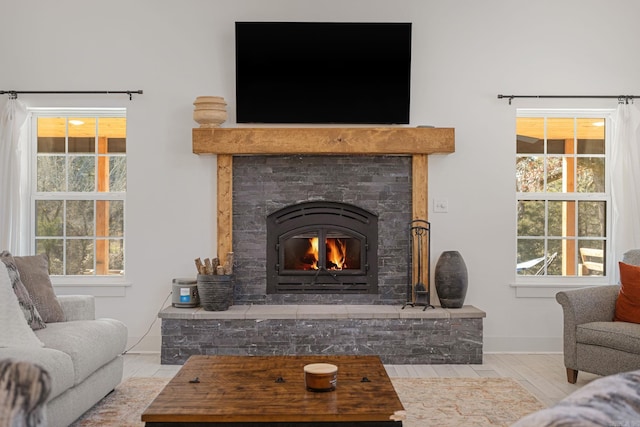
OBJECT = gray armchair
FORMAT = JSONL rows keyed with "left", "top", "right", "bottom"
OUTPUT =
{"left": 556, "top": 250, "right": 640, "bottom": 383}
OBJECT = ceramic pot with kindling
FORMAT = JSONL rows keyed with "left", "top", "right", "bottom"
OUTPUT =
{"left": 434, "top": 251, "right": 468, "bottom": 308}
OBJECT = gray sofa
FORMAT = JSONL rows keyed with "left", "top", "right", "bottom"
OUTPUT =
{"left": 0, "top": 295, "right": 128, "bottom": 427}
{"left": 556, "top": 250, "right": 640, "bottom": 384}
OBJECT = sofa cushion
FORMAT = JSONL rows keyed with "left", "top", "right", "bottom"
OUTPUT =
{"left": 0, "top": 347, "right": 75, "bottom": 401}
{"left": 0, "top": 262, "right": 44, "bottom": 348}
{"left": 577, "top": 321, "right": 640, "bottom": 354}
{"left": 12, "top": 254, "right": 65, "bottom": 323}
{"left": 35, "top": 319, "right": 127, "bottom": 385}
{"left": 615, "top": 262, "right": 640, "bottom": 324}
{"left": 0, "top": 251, "right": 46, "bottom": 330}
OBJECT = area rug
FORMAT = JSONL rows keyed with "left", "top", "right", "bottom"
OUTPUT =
{"left": 70, "top": 376, "right": 546, "bottom": 427}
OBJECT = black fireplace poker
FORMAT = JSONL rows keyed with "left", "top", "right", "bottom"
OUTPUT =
{"left": 402, "top": 219, "right": 435, "bottom": 311}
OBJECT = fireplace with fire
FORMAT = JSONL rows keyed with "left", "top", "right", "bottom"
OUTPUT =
{"left": 266, "top": 201, "right": 378, "bottom": 294}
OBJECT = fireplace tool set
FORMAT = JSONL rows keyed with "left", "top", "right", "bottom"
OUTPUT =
{"left": 403, "top": 219, "right": 434, "bottom": 310}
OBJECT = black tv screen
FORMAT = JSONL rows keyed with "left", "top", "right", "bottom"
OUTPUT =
{"left": 235, "top": 22, "right": 411, "bottom": 124}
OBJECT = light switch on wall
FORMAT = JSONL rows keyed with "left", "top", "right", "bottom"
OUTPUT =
{"left": 433, "top": 199, "right": 449, "bottom": 213}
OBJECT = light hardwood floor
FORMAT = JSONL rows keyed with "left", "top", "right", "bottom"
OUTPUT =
{"left": 122, "top": 352, "right": 601, "bottom": 407}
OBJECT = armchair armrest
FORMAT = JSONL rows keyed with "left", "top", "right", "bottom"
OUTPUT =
{"left": 556, "top": 285, "right": 619, "bottom": 371}
{"left": 57, "top": 295, "right": 96, "bottom": 321}
{"left": 556, "top": 285, "right": 619, "bottom": 325}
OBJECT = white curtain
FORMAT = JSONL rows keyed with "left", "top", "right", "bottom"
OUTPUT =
{"left": 0, "top": 97, "right": 28, "bottom": 253}
{"left": 610, "top": 103, "right": 640, "bottom": 281}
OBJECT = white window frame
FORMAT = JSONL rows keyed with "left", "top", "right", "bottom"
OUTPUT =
{"left": 26, "top": 108, "right": 130, "bottom": 295}
{"left": 512, "top": 108, "right": 615, "bottom": 297}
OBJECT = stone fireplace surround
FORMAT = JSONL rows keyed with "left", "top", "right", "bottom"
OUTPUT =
{"left": 234, "top": 155, "right": 408, "bottom": 305}
{"left": 159, "top": 126, "right": 486, "bottom": 364}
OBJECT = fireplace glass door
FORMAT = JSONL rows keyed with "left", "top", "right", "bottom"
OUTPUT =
{"left": 282, "top": 228, "right": 363, "bottom": 273}
{"left": 267, "top": 201, "right": 377, "bottom": 294}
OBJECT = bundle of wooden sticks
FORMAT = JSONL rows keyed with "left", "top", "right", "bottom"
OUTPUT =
{"left": 194, "top": 252, "right": 234, "bottom": 275}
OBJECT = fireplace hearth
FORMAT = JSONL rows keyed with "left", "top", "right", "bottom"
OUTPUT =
{"left": 267, "top": 201, "right": 378, "bottom": 294}
{"left": 157, "top": 126, "right": 487, "bottom": 366}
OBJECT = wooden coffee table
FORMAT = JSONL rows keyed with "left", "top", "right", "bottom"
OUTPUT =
{"left": 142, "top": 355, "right": 405, "bottom": 426}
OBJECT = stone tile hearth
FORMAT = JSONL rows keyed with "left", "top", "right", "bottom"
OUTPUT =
{"left": 159, "top": 305, "right": 486, "bottom": 365}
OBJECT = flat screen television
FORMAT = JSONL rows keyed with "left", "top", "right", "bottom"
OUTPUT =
{"left": 235, "top": 22, "right": 412, "bottom": 124}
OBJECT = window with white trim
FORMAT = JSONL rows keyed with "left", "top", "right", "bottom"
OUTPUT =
{"left": 516, "top": 109, "right": 611, "bottom": 281}
{"left": 29, "top": 108, "right": 126, "bottom": 278}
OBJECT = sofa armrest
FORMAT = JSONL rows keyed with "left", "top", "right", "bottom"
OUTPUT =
{"left": 556, "top": 285, "right": 619, "bottom": 370}
{"left": 57, "top": 295, "right": 96, "bottom": 321}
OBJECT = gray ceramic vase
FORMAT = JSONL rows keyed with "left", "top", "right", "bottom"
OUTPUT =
{"left": 434, "top": 251, "right": 468, "bottom": 308}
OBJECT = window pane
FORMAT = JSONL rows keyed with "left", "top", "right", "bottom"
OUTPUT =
{"left": 68, "top": 118, "right": 96, "bottom": 142}
{"left": 579, "top": 240, "right": 605, "bottom": 276}
{"left": 37, "top": 137, "right": 65, "bottom": 153}
{"left": 108, "top": 138, "right": 126, "bottom": 153}
{"left": 35, "top": 200, "right": 63, "bottom": 236}
{"left": 547, "top": 118, "right": 575, "bottom": 140}
{"left": 36, "top": 239, "right": 63, "bottom": 275}
{"left": 578, "top": 139, "right": 605, "bottom": 154}
{"left": 110, "top": 200, "right": 124, "bottom": 236}
{"left": 98, "top": 117, "right": 126, "bottom": 136}
{"left": 516, "top": 117, "right": 544, "bottom": 154}
{"left": 66, "top": 239, "right": 94, "bottom": 275}
{"left": 109, "top": 157, "right": 127, "bottom": 192}
{"left": 66, "top": 200, "right": 94, "bottom": 237}
{"left": 517, "top": 200, "right": 544, "bottom": 236}
{"left": 108, "top": 239, "right": 124, "bottom": 273}
{"left": 546, "top": 240, "right": 563, "bottom": 276}
{"left": 546, "top": 157, "right": 563, "bottom": 192}
{"left": 548, "top": 201, "right": 577, "bottom": 238}
{"left": 547, "top": 139, "right": 567, "bottom": 154}
{"left": 37, "top": 156, "right": 66, "bottom": 192}
{"left": 577, "top": 157, "right": 605, "bottom": 193}
{"left": 68, "top": 137, "right": 95, "bottom": 153}
{"left": 69, "top": 156, "right": 95, "bottom": 192}
{"left": 578, "top": 201, "right": 606, "bottom": 237}
{"left": 37, "top": 117, "right": 66, "bottom": 147}
{"left": 577, "top": 118, "right": 605, "bottom": 154}
{"left": 96, "top": 200, "right": 124, "bottom": 237}
{"left": 517, "top": 238, "right": 544, "bottom": 275}
{"left": 516, "top": 157, "right": 544, "bottom": 192}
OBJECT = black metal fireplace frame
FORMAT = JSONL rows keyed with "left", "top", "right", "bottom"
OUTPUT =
{"left": 266, "top": 201, "right": 378, "bottom": 294}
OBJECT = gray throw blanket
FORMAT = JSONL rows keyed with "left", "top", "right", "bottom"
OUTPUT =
{"left": 512, "top": 369, "right": 640, "bottom": 426}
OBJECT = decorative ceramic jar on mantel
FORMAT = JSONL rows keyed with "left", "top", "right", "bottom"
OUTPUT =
{"left": 193, "top": 96, "right": 227, "bottom": 128}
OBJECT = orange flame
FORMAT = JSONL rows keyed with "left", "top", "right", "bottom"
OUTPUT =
{"left": 326, "top": 238, "right": 347, "bottom": 269}
{"left": 306, "top": 237, "right": 319, "bottom": 270}
{"left": 305, "top": 237, "right": 347, "bottom": 270}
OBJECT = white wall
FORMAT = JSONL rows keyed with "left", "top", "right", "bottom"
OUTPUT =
{"left": 2, "top": 0, "right": 639, "bottom": 353}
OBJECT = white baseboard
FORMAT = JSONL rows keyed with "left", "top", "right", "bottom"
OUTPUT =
{"left": 484, "top": 336, "right": 562, "bottom": 353}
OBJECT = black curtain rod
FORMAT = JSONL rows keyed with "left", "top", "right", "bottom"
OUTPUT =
{"left": 0, "top": 90, "right": 143, "bottom": 100}
{"left": 497, "top": 94, "right": 637, "bottom": 105}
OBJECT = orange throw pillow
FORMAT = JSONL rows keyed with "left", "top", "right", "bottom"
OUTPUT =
{"left": 614, "top": 262, "right": 640, "bottom": 323}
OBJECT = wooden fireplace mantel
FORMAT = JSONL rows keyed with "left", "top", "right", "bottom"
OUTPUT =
{"left": 193, "top": 127, "right": 454, "bottom": 155}
{"left": 192, "top": 126, "right": 455, "bottom": 266}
